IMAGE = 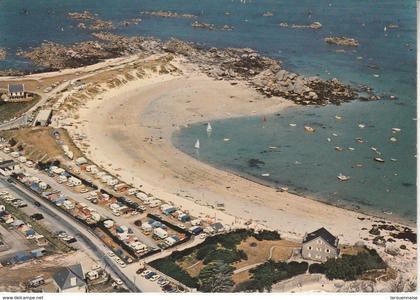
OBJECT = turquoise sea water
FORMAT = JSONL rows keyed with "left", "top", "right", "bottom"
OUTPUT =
{"left": 0, "top": 0, "right": 416, "bottom": 221}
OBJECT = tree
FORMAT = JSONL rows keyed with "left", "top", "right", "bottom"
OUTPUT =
{"left": 198, "top": 260, "right": 235, "bottom": 292}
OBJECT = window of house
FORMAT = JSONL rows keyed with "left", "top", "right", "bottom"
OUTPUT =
{"left": 308, "top": 246, "right": 312, "bottom": 250}
{"left": 326, "top": 249, "right": 330, "bottom": 253}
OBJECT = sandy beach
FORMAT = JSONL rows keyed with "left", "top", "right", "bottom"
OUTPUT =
{"left": 63, "top": 58, "right": 415, "bottom": 253}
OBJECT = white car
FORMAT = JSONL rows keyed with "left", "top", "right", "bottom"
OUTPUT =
{"left": 115, "top": 279, "right": 123, "bottom": 285}
{"left": 199, "top": 233, "right": 207, "bottom": 239}
{"left": 150, "top": 274, "right": 160, "bottom": 282}
{"left": 107, "top": 251, "right": 115, "bottom": 257}
{"left": 141, "top": 270, "right": 151, "bottom": 277}
{"left": 119, "top": 261, "right": 126, "bottom": 268}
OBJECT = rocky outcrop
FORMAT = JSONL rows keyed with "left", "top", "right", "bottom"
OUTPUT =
{"left": 68, "top": 11, "right": 96, "bottom": 20}
{"left": 191, "top": 21, "right": 233, "bottom": 31}
{"left": 161, "top": 38, "right": 360, "bottom": 105}
{"left": 0, "top": 48, "right": 6, "bottom": 60}
{"left": 140, "top": 11, "right": 197, "bottom": 19}
{"left": 191, "top": 21, "right": 215, "bottom": 30}
{"left": 20, "top": 33, "right": 369, "bottom": 106}
{"left": 325, "top": 36, "right": 359, "bottom": 47}
{"left": 279, "top": 21, "right": 322, "bottom": 29}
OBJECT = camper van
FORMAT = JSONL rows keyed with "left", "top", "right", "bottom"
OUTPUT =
{"left": 153, "top": 227, "right": 168, "bottom": 239}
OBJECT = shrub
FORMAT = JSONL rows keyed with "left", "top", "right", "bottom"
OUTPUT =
{"left": 203, "top": 248, "right": 242, "bottom": 265}
{"left": 196, "top": 244, "right": 217, "bottom": 260}
{"left": 149, "top": 259, "right": 198, "bottom": 288}
{"left": 253, "top": 230, "right": 281, "bottom": 241}
{"left": 309, "top": 263, "right": 325, "bottom": 274}
{"left": 238, "top": 260, "right": 308, "bottom": 292}
{"left": 322, "top": 249, "right": 386, "bottom": 281}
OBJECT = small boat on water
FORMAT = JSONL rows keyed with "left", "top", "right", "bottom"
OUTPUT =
{"left": 304, "top": 126, "right": 315, "bottom": 133}
{"left": 327, "top": 137, "right": 331, "bottom": 142}
{"left": 332, "top": 133, "right": 338, "bottom": 137}
{"left": 389, "top": 137, "right": 397, "bottom": 143}
{"left": 358, "top": 123, "right": 366, "bottom": 128}
{"left": 383, "top": 210, "right": 393, "bottom": 215}
{"left": 356, "top": 137, "right": 364, "bottom": 143}
{"left": 390, "top": 158, "right": 398, "bottom": 162}
{"left": 335, "top": 146, "right": 343, "bottom": 151}
{"left": 374, "top": 157, "right": 385, "bottom": 163}
{"left": 392, "top": 127, "right": 401, "bottom": 133}
{"left": 194, "top": 139, "right": 200, "bottom": 149}
{"left": 261, "top": 173, "right": 270, "bottom": 177}
{"left": 337, "top": 173, "right": 350, "bottom": 181}
{"left": 370, "top": 147, "right": 377, "bottom": 151}
{"left": 268, "top": 146, "right": 277, "bottom": 149}
{"left": 348, "top": 147, "right": 355, "bottom": 151}
{"left": 335, "top": 115, "right": 342, "bottom": 120}
{"left": 289, "top": 123, "right": 297, "bottom": 127}
{"left": 223, "top": 138, "right": 230, "bottom": 142}
{"left": 206, "top": 122, "right": 212, "bottom": 132}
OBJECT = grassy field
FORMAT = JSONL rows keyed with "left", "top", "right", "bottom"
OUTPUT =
{"left": 1, "top": 127, "right": 82, "bottom": 162}
{"left": 0, "top": 94, "right": 41, "bottom": 122}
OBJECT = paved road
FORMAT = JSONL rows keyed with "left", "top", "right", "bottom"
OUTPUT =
{"left": 0, "top": 176, "right": 141, "bottom": 292}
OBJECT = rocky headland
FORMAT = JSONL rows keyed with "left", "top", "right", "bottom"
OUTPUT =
{"left": 18, "top": 31, "right": 374, "bottom": 106}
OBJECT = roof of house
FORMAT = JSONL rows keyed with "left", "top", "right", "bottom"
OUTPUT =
{"left": 8, "top": 84, "right": 24, "bottom": 93}
{"left": 211, "top": 222, "right": 224, "bottom": 231}
{"left": 303, "top": 227, "right": 338, "bottom": 247}
{"left": 52, "top": 264, "right": 85, "bottom": 290}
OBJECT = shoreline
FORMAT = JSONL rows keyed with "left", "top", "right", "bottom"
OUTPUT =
{"left": 60, "top": 57, "right": 416, "bottom": 240}
{"left": 171, "top": 120, "right": 416, "bottom": 227}
{"left": 1, "top": 51, "right": 415, "bottom": 281}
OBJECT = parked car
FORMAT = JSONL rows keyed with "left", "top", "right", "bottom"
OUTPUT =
{"left": 145, "top": 272, "right": 156, "bottom": 280}
{"left": 33, "top": 201, "right": 41, "bottom": 207}
{"left": 30, "top": 213, "right": 44, "bottom": 221}
{"left": 141, "top": 270, "right": 151, "bottom": 277}
{"left": 150, "top": 274, "right": 160, "bottom": 282}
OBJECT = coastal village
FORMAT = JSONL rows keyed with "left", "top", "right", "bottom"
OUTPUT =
{"left": 0, "top": 8, "right": 416, "bottom": 295}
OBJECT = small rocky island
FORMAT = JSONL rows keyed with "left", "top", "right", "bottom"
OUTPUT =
{"left": 0, "top": 48, "right": 6, "bottom": 60}
{"left": 324, "top": 36, "right": 359, "bottom": 47}
{"left": 279, "top": 22, "right": 322, "bottom": 29}
{"left": 140, "top": 10, "right": 197, "bottom": 19}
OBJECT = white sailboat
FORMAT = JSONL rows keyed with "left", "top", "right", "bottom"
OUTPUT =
{"left": 194, "top": 139, "right": 200, "bottom": 149}
{"left": 337, "top": 173, "right": 350, "bottom": 181}
{"left": 206, "top": 122, "right": 212, "bottom": 132}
